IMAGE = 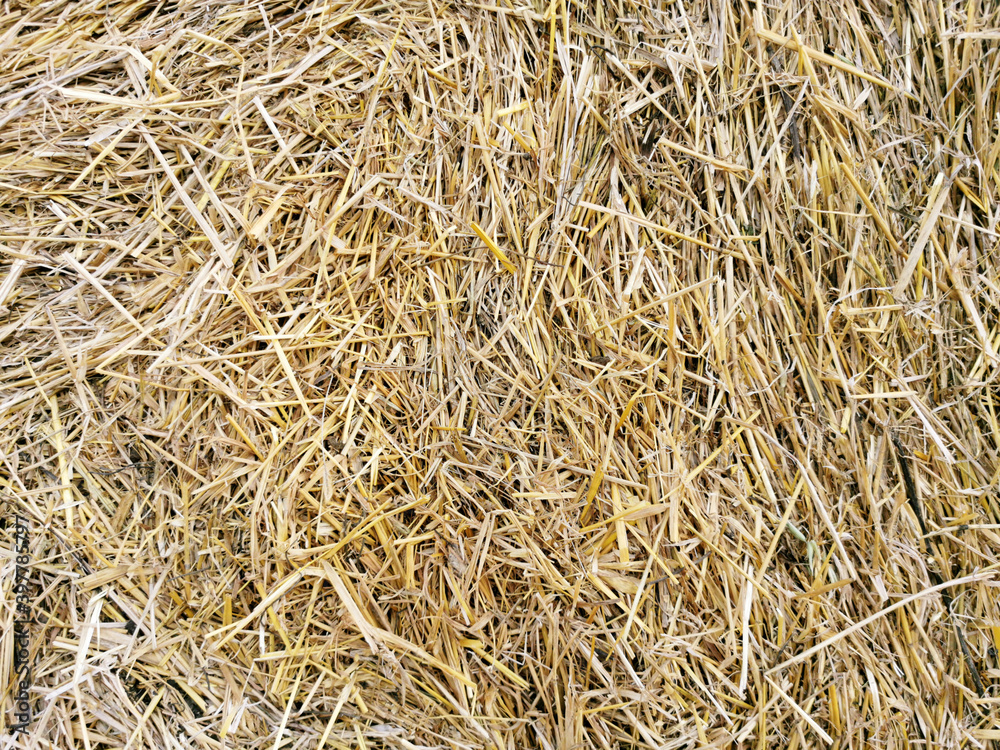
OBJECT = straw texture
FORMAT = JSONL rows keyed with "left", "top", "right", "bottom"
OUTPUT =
{"left": 2, "top": 0, "right": 1000, "bottom": 747}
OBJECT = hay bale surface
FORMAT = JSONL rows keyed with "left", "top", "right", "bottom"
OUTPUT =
{"left": 2, "top": 0, "right": 1000, "bottom": 747}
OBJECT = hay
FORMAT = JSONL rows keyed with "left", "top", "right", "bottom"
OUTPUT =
{"left": 2, "top": 0, "right": 1000, "bottom": 747}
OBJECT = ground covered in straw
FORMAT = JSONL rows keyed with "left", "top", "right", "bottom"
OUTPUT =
{"left": 2, "top": 0, "right": 1000, "bottom": 747}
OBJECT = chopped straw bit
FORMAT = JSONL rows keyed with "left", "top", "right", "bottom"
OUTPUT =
{"left": 2, "top": 0, "right": 1000, "bottom": 747}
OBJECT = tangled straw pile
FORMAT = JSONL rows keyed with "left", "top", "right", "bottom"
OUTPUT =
{"left": 2, "top": 0, "right": 1000, "bottom": 746}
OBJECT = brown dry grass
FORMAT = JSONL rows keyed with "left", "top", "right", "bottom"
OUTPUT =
{"left": 2, "top": 0, "right": 1000, "bottom": 747}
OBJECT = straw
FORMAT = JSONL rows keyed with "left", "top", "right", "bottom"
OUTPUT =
{"left": 2, "top": 0, "right": 999, "bottom": 747}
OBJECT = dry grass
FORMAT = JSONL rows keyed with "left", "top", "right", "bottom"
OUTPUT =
{"left": 2, "top": 0, "right": 1000, "bottom": 747}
